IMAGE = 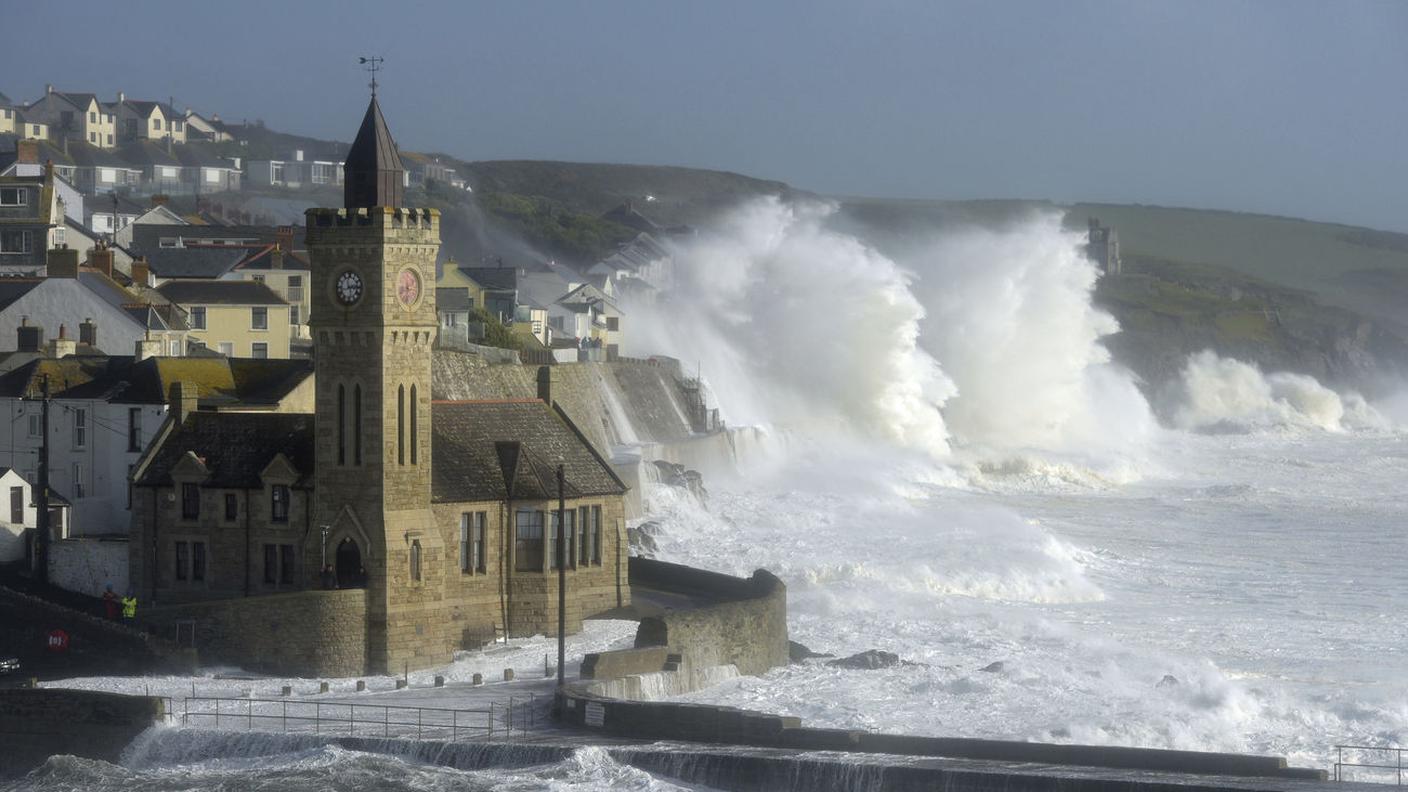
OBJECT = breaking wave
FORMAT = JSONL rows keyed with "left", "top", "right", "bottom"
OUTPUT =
{"left": 1168, "top": 350, "right": 1388, "bottom": 432}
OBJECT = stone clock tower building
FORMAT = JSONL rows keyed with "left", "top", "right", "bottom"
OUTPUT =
{"left": 306, "top": 97, "right": 442, "bottom": 673}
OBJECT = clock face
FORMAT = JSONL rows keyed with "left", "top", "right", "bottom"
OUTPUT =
{"left": 397, "top": 268, "right": 421, "bottom": 307}
{"left": 335, "top": 270, "right": 363, "bottom": 306}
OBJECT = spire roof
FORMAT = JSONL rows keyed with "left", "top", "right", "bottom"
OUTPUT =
{"left": 343, "top": 96, "right": 405, "bottom": 209}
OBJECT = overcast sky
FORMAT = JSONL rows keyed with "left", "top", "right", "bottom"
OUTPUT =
{"left": 4, "top": 0, "right": 1405, "bottom": 231}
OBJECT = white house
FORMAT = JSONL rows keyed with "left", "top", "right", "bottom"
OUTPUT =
{"left": 0, "top": 467, "right": 37, "bottom": 564}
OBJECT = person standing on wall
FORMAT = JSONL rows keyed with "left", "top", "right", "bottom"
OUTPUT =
{"left": 121, "top": 588, "right": 137, "bottom": 624}
{"left": 102, "top": 584, "right": 119, "bottom": 620}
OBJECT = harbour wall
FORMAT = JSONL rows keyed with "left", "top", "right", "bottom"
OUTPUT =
{"left": 0, "top": 689, "right": 165, "bottom": 778}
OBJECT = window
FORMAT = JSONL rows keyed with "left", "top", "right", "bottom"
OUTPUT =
{"left": 263, "top": 544, "right": 277, "bottom": 584}
{"left": 0, "top": 230, "right": 32, "bottom": 254}
{"left": 89, "top": 111, "right": 96, "bottom": 124}
{"left": 592, "top": 505, "right": 602, "bottom": 564}
{"left": 409, "top": 384, "right": 418, "bottom": 464}
{"left": 72, "top": 409, "right": 86, "bottom": 448}
{"left": 460, "top": 512, "right": 486, "bottom": 574}
{"left": 54, "top": 227, "right": 66, "bottom": 246}
{"left": 72, "top": 464, "right": 83, "bottom": 499}
{"left": 10, "top": 486, "right": 23, "bottom": 524}
{"left": 28, "top": 414, "right": 39, "bottom": 437}
{"left": 551, "top": 509, "right": 575, "bottom": 570}
{"left": 218, "top": 342, "right": 233, "bottom": 356}
{"left": 89, "top": 132, "right": 96, "bottom": 143}
{"left": 106, "top": 134, "right": 113, "bottom": 145}
{"left": 251, "top": 306, "right": 268, "bottom": 330}
{"left": 0, "top": 187, "right": 26, "bottom": 206}
{"left": 578, "top": 506, "right": 591, "bottom": 566}
{"left": 128, "top": 464, "right": 135, "bottom": 509}
{"left": 175, "top": 541, "right": 189, "bottom": 581}
{"left": 280, "top": 544, "right": 295, "bottom": 584}
{"left": 190, "top": 306, "right": 206, "bottom": 329}
{"left": 181, "top": 482, "right": 200, "bottom": 519}
{"left": 251, "top": 343, "right": 268, "bottom": 359}
{"left": 289, "top": 305, "right": 300, "bottom": 325}
{"left": 192, "top": 541, "right": 206, "bottom": 581}
{"left": 224, "top": 492, "right": 238, "bottom": 521}
{"left": 409, "top": 539, "right": 422, "bottom": 582}
{"left": 153, "top": 118, "right": 162, "bottom": 131}
{"left": 169, "top": 340, "right": 180, "bottom": 357}
{"left": 287, "top": 275, "right": 303, "bottom": 303}
{"left": 204, "top": 168, "right": 220, "bottom": 184}
{"left": 353, "top": 385, "right": 362, "bottom": 465}
{"left": 174, "top": 540, "right": 208, "bottom": 584}
{"left": 270, "top": 484, "right": 289, "bottom": 523}
{"left": 515, "top": 509, "right": 544, "bottom": 571}
{"left": 397, "top": 385, "right": 405, "bottom": 465}
{"left": 128, "top": 407, "right": 142, "bottom": 451}
{"left": 606, "top": 316, "right": 619, "bottom": 331}
{"left": 337, "top": 385, "right": 346, "bottom": 465}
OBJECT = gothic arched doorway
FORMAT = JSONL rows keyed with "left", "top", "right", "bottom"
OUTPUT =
{"left": 336, "top": 538, "right": 363, "bottom": 588}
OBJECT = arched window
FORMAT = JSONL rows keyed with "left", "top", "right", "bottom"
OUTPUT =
{"left": 353, "top": 385, "right": 362, "bottom": 466}
{"left": 397, "top": 384, "right": 405, "bottom": 466}
{"left": 336, "top": 385, "right": 346, "bottom": 465}
{"left": 409, "top": 539, "right": 422, "bottom": 582}
{"left": 409, "top": 384, "right": 418, "bottom": 465}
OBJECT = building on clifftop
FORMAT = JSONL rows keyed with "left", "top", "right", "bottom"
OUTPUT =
{"left": 128, "top": 94, "right": 629, "bottom": 677}
{"left": 1086, "top": 217, "right": 1121, "bottom": 276}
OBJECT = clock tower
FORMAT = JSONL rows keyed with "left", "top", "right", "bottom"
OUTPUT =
{"left": 305, "top": 95, "right": 442, "bottom": 673}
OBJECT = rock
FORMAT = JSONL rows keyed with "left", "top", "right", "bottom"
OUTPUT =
{"left": 789, "top": 640, "right": 833, "bottom": 663}
{"left": 1157, "top": 674, "right": 1180, "bottom": 688}
{"left": 650, "top": 460, "right": 709, "bottom": 502}
{"left": 827, "top": 649, "right": 904, "bottom": 670}
{"left": 979, "top": 661, "right": 1005, "bottom": 673}
{"left": 627, "top": 522, "right": 662, "bottom": 556}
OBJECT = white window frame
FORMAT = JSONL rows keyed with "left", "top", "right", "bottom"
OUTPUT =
{"left": 251, "top": 342, "right": 268, "bottom": 359}
{"left": 251, "top": 306, "right": 268, "bottom": 330}
{"left": 0, "top": 187, "right": 26, "bottom": 206}
{"left": 72, "top": 408, "right": 87, "bottom": 449}
{"left": 190, "top": 306, "right": 206, "bottom": 330}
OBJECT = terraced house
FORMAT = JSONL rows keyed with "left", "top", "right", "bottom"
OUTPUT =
{"left": 129, "top": 96, "right": 629, "bottom": 677}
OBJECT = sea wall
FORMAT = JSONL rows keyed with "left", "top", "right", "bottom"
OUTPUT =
{"left": 578, "top": 558, "right": 788, "bottom": 700}
{"left": 140, "top": 588, "right": 368, "bottom": 677}
{"left": 0, "top": 689, "right": 165, "bottom": 778}
{"left": 48, "top": 537, "right": 129, "bottom": 598}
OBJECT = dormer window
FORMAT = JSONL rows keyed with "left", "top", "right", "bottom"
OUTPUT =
{"left": 271, "top": 484, "right": 289, "bottom": 523}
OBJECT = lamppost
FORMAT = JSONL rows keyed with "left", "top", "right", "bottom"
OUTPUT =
{"left": 320, "top": 525, "right": 329, "bottom": 569}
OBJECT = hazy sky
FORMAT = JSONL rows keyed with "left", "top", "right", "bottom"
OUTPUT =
{"left": 4, "top": 0, "right": 1405, "bottom": 231}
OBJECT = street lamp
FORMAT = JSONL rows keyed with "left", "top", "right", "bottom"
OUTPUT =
{"left": 320, "top": 525, "right": 329, "bottom": 569}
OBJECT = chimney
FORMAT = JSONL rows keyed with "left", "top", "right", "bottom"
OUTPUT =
{"left": 135, "top": 332, "right": 161, "bottom": 361}
{"left": 130, "top": 257, "right": 150, "bottom": 287}
{"left": 45, "top": 84, "right": 53, "bottom": 95}
{"left": 43, "top": 159, "right": 54, "bottom": 183}
{"left": 88, "top": 244, "right": 114, "bottom": 279}
{"left": 47, "top": 324, "right": 76, "bottom": 359}
{"left": 536, "top": 365, "right": 553, "bottom": 404}
{"left": 15, "top": 140, "right": 38, "bottom": 165}
{"left": 46, "top": 247, "right": 79, "bottom": 278}
{"left": 275, "top": 225, "right": 295, "bottom": 253}
{"left": 151, "top": 195, "right": 169, "bottom": 208}
{"left": 117, "top": 91, "right": 125, "bottom": 103}
{"left": 168, "top": 381, "right": 198, "bottom": 425}
{"left": 79, "top": 318, "right": 96, "bottom": 348}
{"left": 16, "top": 317, "right": 43, "bottom": 353}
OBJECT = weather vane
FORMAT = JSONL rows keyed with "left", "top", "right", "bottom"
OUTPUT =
{"left": 358, "top": 56, "right": 384, "bottom": 96}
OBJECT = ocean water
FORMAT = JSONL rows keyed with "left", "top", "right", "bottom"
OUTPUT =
{"left": 11, "top": 200, "right": 1405, "bottom": 789}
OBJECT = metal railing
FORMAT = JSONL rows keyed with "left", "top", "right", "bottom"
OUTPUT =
{"left": 1334, "top": 745, "right": 1405, "bottom": 785}
{"left": 176, "top": 694, "right": 539, "bottom": 742}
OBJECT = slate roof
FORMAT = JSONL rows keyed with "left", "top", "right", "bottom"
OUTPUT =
{"left": 66, "top": 142, "right": 130, "bottom": 168}
{"left": 431, "top": 400, "right": 626, "bottom": 503}
{"left": 457, "top": 266, "right": 518, "bottom": 291}
{"left": 344, "top": 96, "right": 404, "bottom": 209}
{"left": 0, "top": 280, "right": 43, "bottom": 312}
{"left": 118, "top": 140, "right": 181, "bottom": 167}
{"left": 136, "top": 412, "right": 316, "bottom": 489}
{"left": 158, "top": 280, "right": 288, "bottom": 306}
{"left": 143, "top": 246, "right": 252, "bottom": 279}
{"left": 0, "top": 355, "right": 312, "bottom": 406}
{"left": 436, "top": 287, "right": 472, "bottom": 312}
{"left": 122, "top": 99, "right": 178, "bottom": 119}
{"left": 601, "top": 202, "right": 661, "bottom": 235}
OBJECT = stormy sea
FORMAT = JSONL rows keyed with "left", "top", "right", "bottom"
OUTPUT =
{"left": 9, "top": 200, "right": 1405, "bottom": 790}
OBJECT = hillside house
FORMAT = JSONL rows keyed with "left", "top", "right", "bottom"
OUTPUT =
{"left": 23, "top": 88, "right": 118, "bottom": 148}
{"left": 157, "top": 280, "right": 292, "bottom": 359}
{"left": 114, "top": 97, "right": 186, "bottom": 144}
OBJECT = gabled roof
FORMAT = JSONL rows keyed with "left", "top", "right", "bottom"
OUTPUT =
{"left": 431, "top": 400, "right": 626, "bottom": 503}
{"left": 343, "top": 96, "right": 404, "bottom": 209}
{"left": 121, "top": 99, "right": 178, "bottom": 119}
{"left": 0, "top": 280, "right": 44, "bottom": 313}
{"left": 118, "top": 140, "right": 181, "bottom": 167}
{"left": 136, "top": 412, "right": 316, "bottom": 489}
{"left": 456, "top": 266, "right": 518, "bottom": 291}
{"left": 158, "top": 279, "right": 288, "bottom": 306}
{"left": 0, "top": 355, "right": 311, "bottom": 406}
{"left": 173, "top": 146, "right": 236, "bottom": 169}
{"left": 601, "top": 202, "right": 661, "bottom": 234}
{"left": 53, "top": 92, "right": 101, "bottom": 111}
{"left": 142, "top": 246, "right": 252, "bottom": 279}
{"left": 436, "top": 287, "right": 472, "bottom": 312}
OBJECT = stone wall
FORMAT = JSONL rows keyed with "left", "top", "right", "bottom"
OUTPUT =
{"left": 0, "top": 585, "right": 176, "bottom": 677}
{"left": 0, "top": 689, "right": 165, "bottom": 778}
{"left": 631, "top": 558, "right": 789, "bottom": 677}
{"left": 140, "top": 588, "right": 368, "bottom": 677}
{"left": 48, "top": 537, "right": 129, "bottom": 598}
